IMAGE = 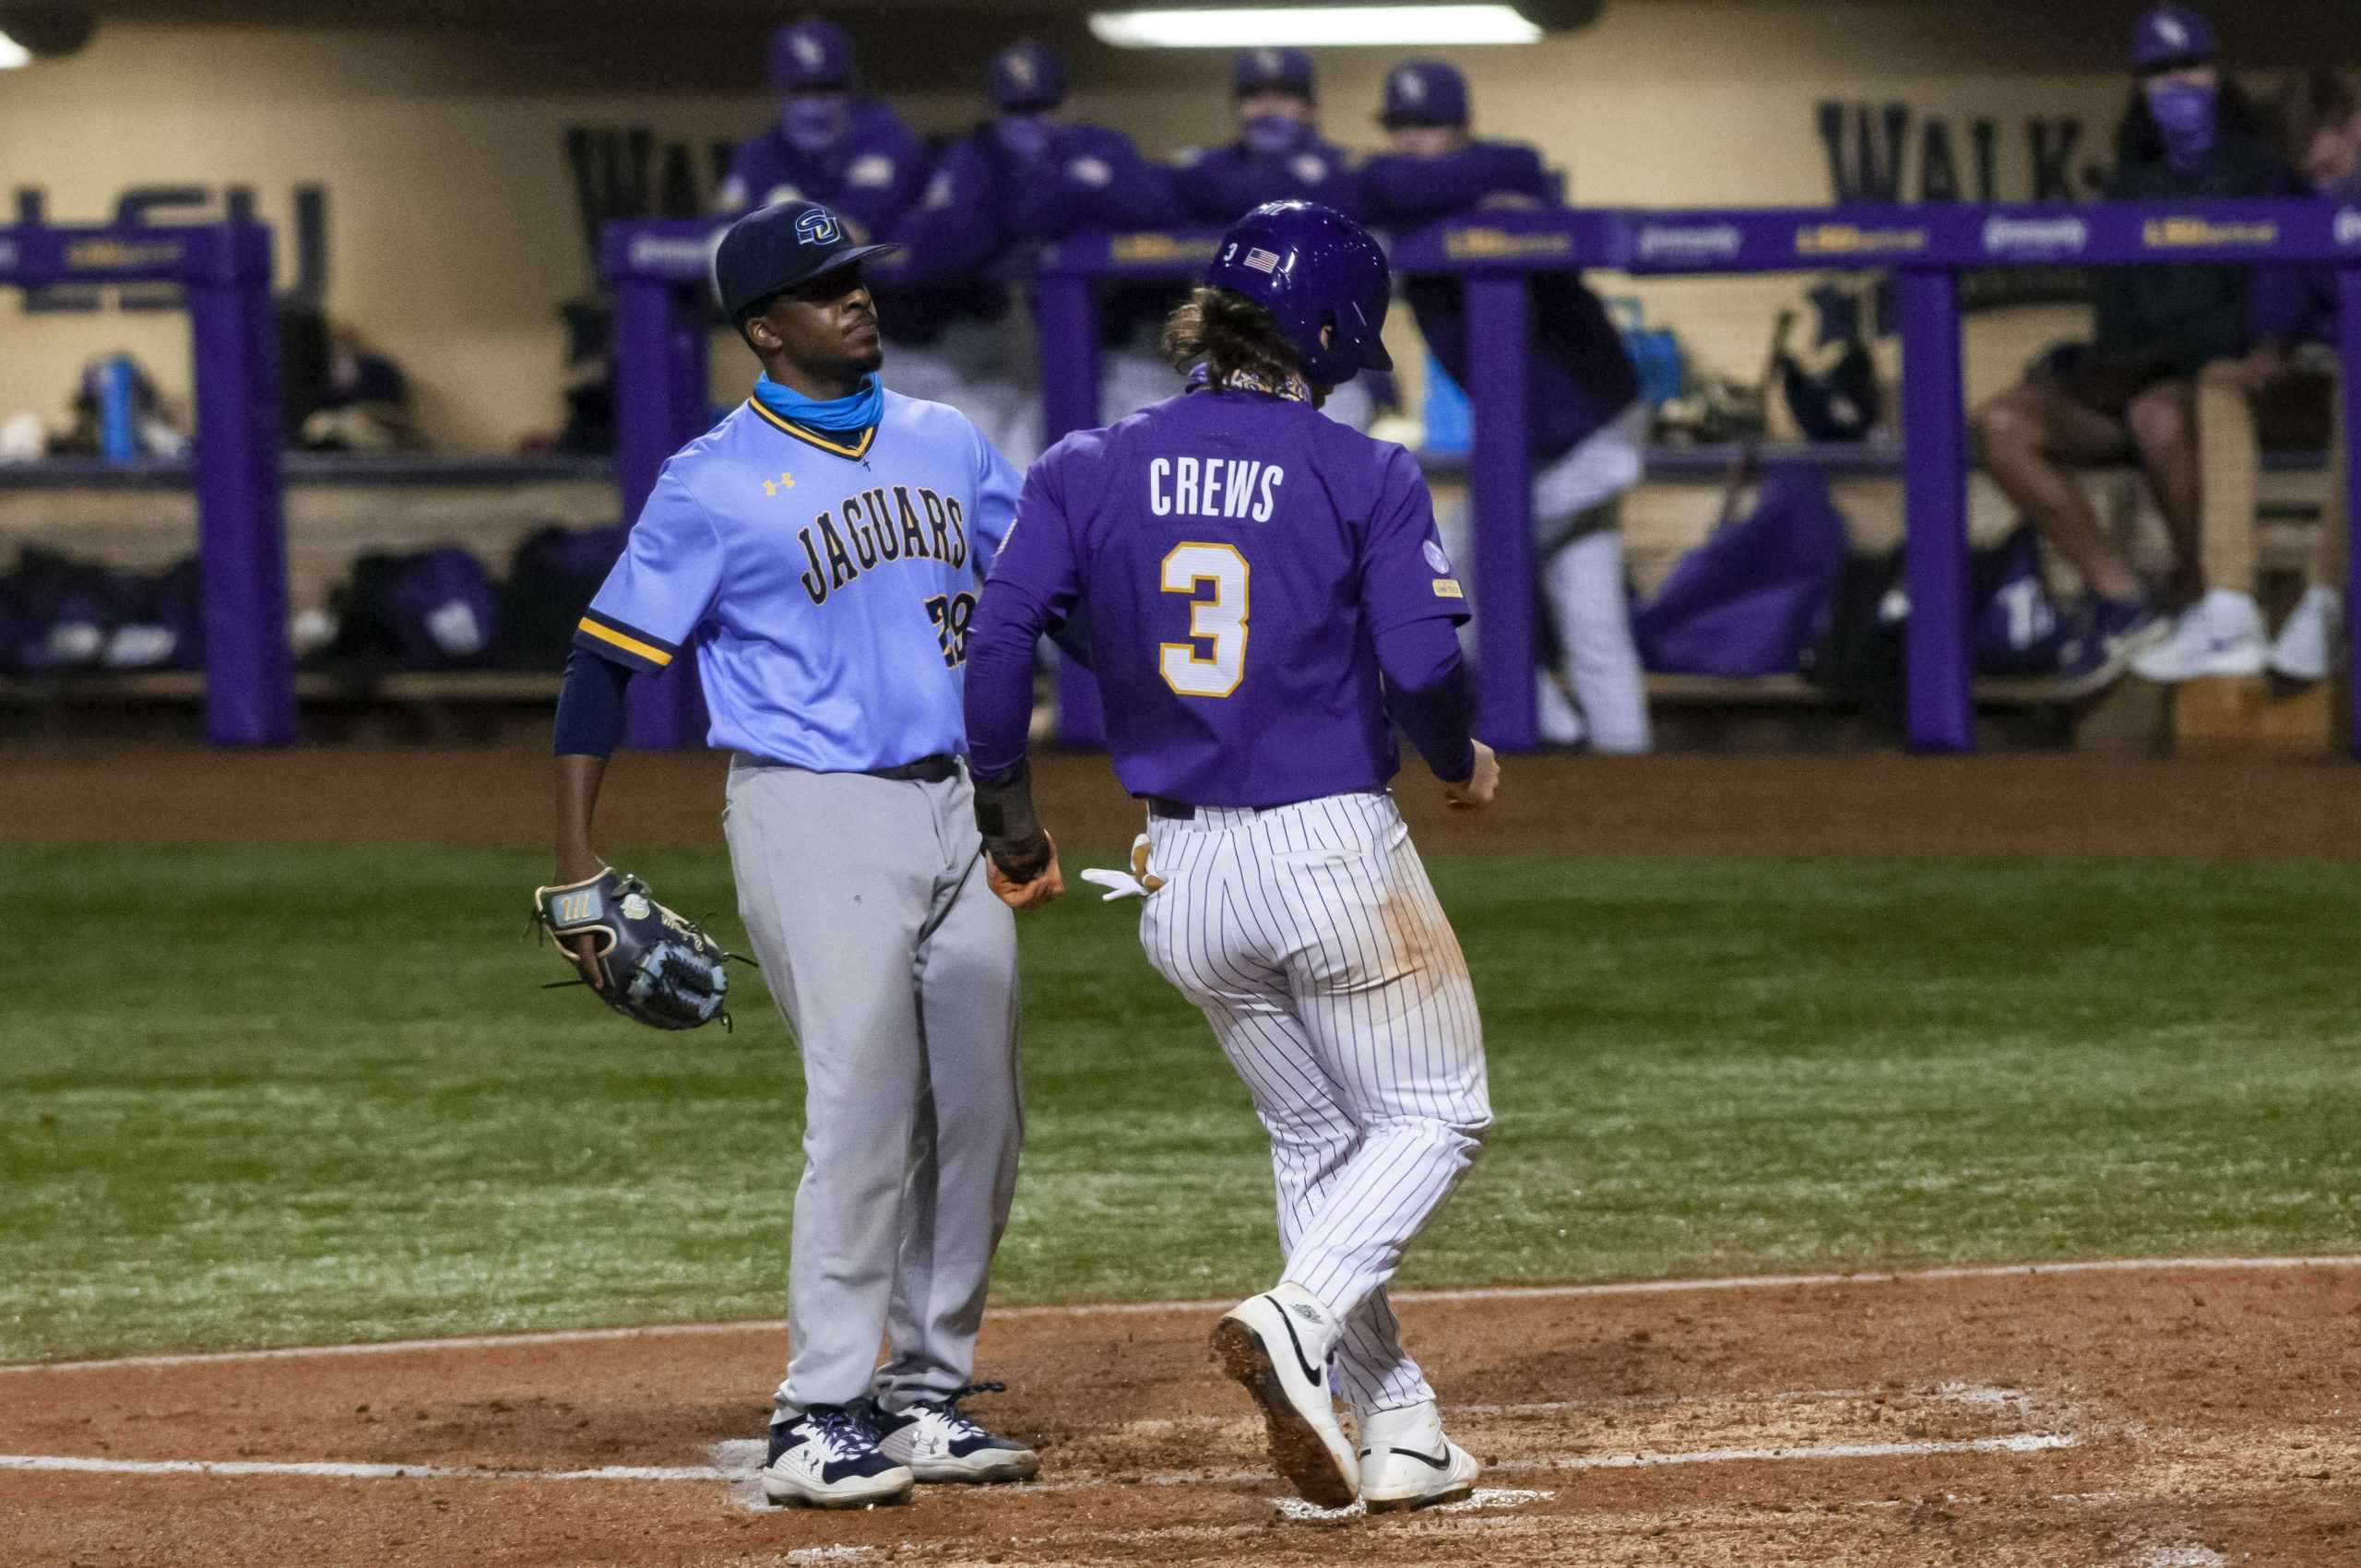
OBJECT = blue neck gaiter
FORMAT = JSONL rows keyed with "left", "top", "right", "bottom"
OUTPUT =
{"left": 754, "top": 371, "right": 883, "bottom": 434}
{"left": 2147, "top": 79, "right": 2219, "bottom": 172}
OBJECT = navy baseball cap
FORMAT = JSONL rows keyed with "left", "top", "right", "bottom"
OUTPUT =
{"left": 768, "top": 17, "right": 853, "bottom": 93}
{"left": 1381, "top": 58, "right": 1469, "bottom": 127}
{"left": 989, "top": 39, "right": 1068, "bottom": 112}
{"left": 1234, "top": 45, "right": 1315, "bottom": 100}
{"left": 2131, "top": 5, "right": 2214, "bottom": 71}
{"left": 712, "top": 199, "right": 897, "bottom": 320}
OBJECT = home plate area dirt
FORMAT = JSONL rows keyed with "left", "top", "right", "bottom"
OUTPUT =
{"left": 5, "top": 1262, "right": 2357, "bottom": 1566}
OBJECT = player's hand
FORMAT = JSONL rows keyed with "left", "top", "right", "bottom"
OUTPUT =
{"left": 1443, "top": 741, "right": 1501, "bottom": 812}
{"left": 987, "top": 832, "right": 1064, "bottom": 910}
{"left": 550, "top": 850, "right": 609, "bottom": 990}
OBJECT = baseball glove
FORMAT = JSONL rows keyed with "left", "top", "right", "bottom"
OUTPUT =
{"left": 531, "top": 868, "right": 744, "bottom": 1031}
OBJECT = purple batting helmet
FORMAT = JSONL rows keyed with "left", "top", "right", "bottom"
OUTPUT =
{"left": 768, "top": 17, "right": 853, "bottom": 93}
{"left": 1204, "top": 200, "right": 1393, "bottom": 386}
{"left": 1381, "top": 58, "right": 1469, "bottom": 127}
{"left": 2131, "top": 5, "right": 2214, "bottom": 71}
{"left": 989, "top": 38, "right": 1069, "bottom": 112}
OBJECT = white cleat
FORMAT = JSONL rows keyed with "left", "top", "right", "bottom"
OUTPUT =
{"left": 2268, "top": 584, "right": 2345, "bottom": 683}
{"left": 2129, "top": 589, "right": 2268, "bottom": 683}
{"left": 1211, "top": 1284, "right": 1358, "bottom": 1507}
{"left": 870, "top": 1384, "right": 1040, "bottom": 1484}
{"left": 759, "top": 1406, "right": 916, "bottom": 1510}
{"left": 1356, "top": 1399, "right": 1482, "bottom": 1514}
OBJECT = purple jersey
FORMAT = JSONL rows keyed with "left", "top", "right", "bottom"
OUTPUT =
{"left": 1170, "top": 137, "right": 1362, "bottom": 222}
{"left": 973, "top": 387, "right": 1468, "bottom": 807}
{"left": 717, "top": 98, "right": 931, "bottom": 239}
{"left": 1360, "top": 139, "right": 1636, "bottom": 464}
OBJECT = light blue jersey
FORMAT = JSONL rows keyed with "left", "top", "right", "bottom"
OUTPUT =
{"left": 576, "top": 390, "right": 1020, "bottom": 770}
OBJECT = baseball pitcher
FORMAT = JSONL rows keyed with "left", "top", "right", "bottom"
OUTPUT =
{"left": 545, "top": 198, "right": 1036, "bottom": 1509}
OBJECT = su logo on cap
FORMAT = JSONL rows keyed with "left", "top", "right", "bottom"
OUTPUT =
{"left": 1394, "top": 67, "right": 1426, "bottom": 101}
{"left": 796, "top": 208, "right": 842, "bottom": 245}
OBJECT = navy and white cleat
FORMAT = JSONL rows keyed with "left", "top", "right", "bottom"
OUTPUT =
{"left": 1211, "top": 1283, "right": 1358, "bottom": 1507}
{"left": 869, "top": 1383, "right": 1040, "bottom": 1484}
{"left": 760, "top": 1404, "right": 916, "bottom": 1509}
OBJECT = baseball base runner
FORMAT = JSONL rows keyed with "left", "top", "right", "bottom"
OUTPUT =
{"left": 962, "top": 200, "right": 1499, "bottom": 1514}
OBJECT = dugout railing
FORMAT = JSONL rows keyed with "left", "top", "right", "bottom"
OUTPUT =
{"left": 603, "top": 202, "right": 2361, "bottom": 754}
{"left": 0, "top": 221, "right": 291, "bottom": 745}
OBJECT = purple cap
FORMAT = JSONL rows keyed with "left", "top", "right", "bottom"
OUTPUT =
{"left": 768, "top": 18, "right": 854, "bottom": 93}
{"left": 1381, "top": 58, "right": 1469, "bottom": 127}
{"left": 2131, "top": 5, "right": 2214, "bottom": 70}
{"left": 712, "top": 198, "right": 897, "bottom": 319}
{"left": 989, "top": 38, "right": 1069, "bottom": 112}
{"left": 1204, "top": 200, "right": 1393, "bottom": 386}
{"left": 1233, "top": 45, "right": 1315, "bottom": 100}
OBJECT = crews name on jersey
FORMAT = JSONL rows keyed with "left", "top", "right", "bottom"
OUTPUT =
{"left": 797, "top": 484, "right": 971, "bottom": 606}
{"left": 1148, "top": 456, "right": 1286, "bottom": 522}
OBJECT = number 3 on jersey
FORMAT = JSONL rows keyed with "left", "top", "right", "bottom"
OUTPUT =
{"left": 1159, "top": 542, "right": 1249, "bottom": 698}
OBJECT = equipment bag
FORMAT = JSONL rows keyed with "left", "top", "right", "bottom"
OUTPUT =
{"left": 1631, "top": 464, "right": 1851, "bottom": 677}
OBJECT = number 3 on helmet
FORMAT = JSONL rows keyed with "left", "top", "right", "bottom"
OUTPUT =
{"left": 1204, "top": 200, "right": 1394, "bottom": 388}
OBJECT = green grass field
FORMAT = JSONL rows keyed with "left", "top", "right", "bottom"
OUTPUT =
{"left": 4, "top": 845, "right": 2356, "bottom": 1363}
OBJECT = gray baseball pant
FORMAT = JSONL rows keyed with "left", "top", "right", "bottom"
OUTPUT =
{"left": 723, "top": 755, "right": 1022, "bottom": 1419}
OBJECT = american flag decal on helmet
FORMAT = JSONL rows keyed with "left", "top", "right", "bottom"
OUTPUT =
{"left": 1243, "top": 247, "right": 1281, "bottom": 273}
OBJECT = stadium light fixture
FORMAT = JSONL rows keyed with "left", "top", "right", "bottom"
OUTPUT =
{"left": 0, "top": 31, "right": 31, "bottom": 68}
{"left": 1089, "top": 6, "right": 1543, "bottom": 49}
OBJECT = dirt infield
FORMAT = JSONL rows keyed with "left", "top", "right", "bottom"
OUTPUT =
{"left": 4, "top": 1261, "right": 2355, "bottom": 1567}
{"left": 7, "top": 745, "right": 2361, "bottom": 860}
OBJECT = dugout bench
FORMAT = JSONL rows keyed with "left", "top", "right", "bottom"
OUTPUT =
{"left": 605, "top": 203, "right": 2361, "bottom": 757}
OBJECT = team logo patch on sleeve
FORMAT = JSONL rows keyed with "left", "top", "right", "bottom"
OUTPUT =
{"left": 1422, "top": 540, "right": 1453, "bottom": 575}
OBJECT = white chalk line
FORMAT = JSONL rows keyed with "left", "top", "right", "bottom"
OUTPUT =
{"left": 8, "top": 1253, "right": 2353, "bottom": 1376}
{"left": 3, "top": 1432, "right": 2077, "bottom": 1492}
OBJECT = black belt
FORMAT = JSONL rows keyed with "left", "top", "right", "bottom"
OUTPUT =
{"left": 868, "top": 754, "right": 959, "bottom": 783}
{"left": 1147, "top": 790, "right": 1382, "bottom": 821}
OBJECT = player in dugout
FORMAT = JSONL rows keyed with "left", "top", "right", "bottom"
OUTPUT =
{"left": 714, "top": 15, "right": 930, "bottom": 239}
{"left": 1169, "top": 47, "right": 1377, "bottom": 431}
{"left": 2149, "top": 70, "right": 2361, "bottom": 683}
{"left": 1358, "top": 58, "right": 1653, "bottom": 752}
{"left": 1973, "top": 5, "right": 2300, "bottom": 680}
{"left": 894, "top": 38, "right": 1184, "bottom": 433}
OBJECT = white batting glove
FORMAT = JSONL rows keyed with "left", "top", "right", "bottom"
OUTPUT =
{"left": 1079, "top": 834, "right": 1165, "bottom": 902}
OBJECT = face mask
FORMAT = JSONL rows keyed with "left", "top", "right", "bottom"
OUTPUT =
{"left": 2145, "top": 78, "right": 2218, "bottom": 172}
{"left": 1240, "top": 113, "right": 1312, "bottom": 158}
{"left": 993, "top": 113, "right": 1054, "bottom": 163}
{"left": 781, "top": 96, "right": 848, "bottom": 156}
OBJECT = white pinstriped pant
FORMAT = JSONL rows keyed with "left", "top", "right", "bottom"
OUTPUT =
{"left": 1137, "top": 790, "right": 1490, "bottom": 1415}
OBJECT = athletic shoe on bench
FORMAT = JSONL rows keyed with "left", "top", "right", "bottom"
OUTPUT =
{"left": 1212, "top": 1284, "right": 1358, "bottom": 1507}
{"left": 868, "top": 1383, "right": 1040, "bottom": 1483}
{"left": 2130, "top": 588, "right": 2268, "bottom": 683}
{"left": 1357, "top": 1399, "right": 1481, "bottom": 1514}
{"left": 761, "top": 1404, "right": 915, "bottom": 1509}
{"left": 2268, "top": 584, "right": 2345, "bottom": 682}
